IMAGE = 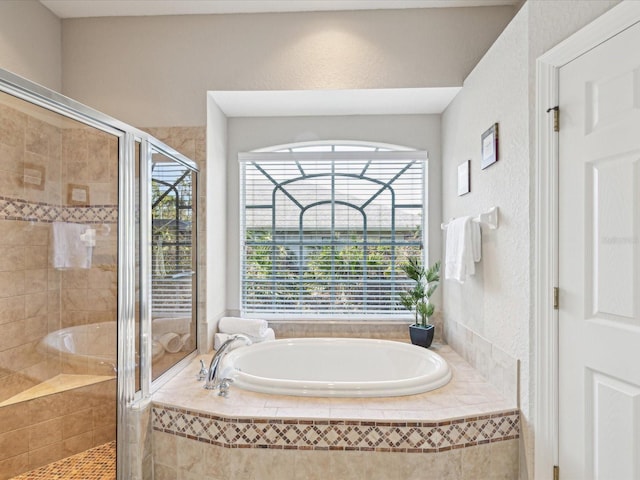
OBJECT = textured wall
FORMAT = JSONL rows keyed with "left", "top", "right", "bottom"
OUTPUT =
{"left": 0, "top": 0, "right": 62, "bottom": 92}
{"left": 61, "top": 7, "right": 516, "bottom": 127}
{"left": 440, "top": 1, "right": 620, "bottom": 478}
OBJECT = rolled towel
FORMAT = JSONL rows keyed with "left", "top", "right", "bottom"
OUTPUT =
{"left": 152, "top": 341, "right": 165, "bottom": 362}
{"left": 213, "top": 328, "right": 276, "bottom": 351}
{"left": 218, "top": 317, "right": 268, "bottom": 338}
{"left": 180, "top": 333, "right": 192, "bottom": 352}
{"left": 152, "top": 317, "right": 190, "bottom": 336}
{"left": 158, "top": 332, "right": 183, "bottom": 353}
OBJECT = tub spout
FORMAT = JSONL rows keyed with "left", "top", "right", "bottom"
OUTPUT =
{"left": 204, "top": 334, "right": 252, "bottom": 390}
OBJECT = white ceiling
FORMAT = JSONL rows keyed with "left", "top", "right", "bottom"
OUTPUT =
{"left": 209, "top": 88, "right": 461, "bottom": 117}
{"left": 40, "top": 0, "right": 519, "bottom": 19}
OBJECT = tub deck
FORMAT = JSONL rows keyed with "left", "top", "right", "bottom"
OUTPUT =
{"left": 153, "top": 344, "right": 515, "bottom": 423}
{"left": 151, "top": 344, "right": 519, "bottom": 479}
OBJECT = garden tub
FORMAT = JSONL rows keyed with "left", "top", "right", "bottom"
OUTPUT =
{"left": 222, "top": 338, "right": 451, "bottom": 397}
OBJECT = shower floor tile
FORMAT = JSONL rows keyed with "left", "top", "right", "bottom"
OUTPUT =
{"left": 10, "top": 441, "right": 115, "bottom": 480}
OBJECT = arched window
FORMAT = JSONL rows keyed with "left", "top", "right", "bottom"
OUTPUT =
{"left": 239, "top": 142, "right": 427, "bottom": 317}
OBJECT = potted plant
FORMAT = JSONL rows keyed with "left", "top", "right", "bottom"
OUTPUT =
{"left": 399, "top": 257, "right": 441, "bottom": 348}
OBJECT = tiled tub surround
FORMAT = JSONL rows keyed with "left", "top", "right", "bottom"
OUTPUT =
{"left": 152, "top": 345, "right": 519, "bottom": 479}
{"left": 444, "top": 318, "right": 519, "bottom": 403}
{"left": 258, "top": 313, "right": 444, "bottom": 345}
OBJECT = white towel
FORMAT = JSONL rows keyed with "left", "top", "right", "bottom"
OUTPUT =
{"left": 151, "top": 341, "right": 165, "bottom": 362}
{"left": 444, "top": 216, "right": 482, "bottom": 284}
{"left": 180, "top": 333, "right": 192, "bottom": 351}
{"left": 218, "top": 317, "right": 268, "bottom": 338}
{"left": 157, "top": 332, "right": 184, "bottom": 353}
{"left": 52, "top": 222, "right": 93, "bottom": 269}
{"left": 152, "top": 317, "right": 191, "bottom": 336}
{"left": 214, "top": 328, "right": 275, "bottom": 351}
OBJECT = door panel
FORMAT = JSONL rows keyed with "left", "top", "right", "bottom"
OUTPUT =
{"left": 559, "top": 20, "right": 640, "bottom": 480}
{"left": 586, "top": 370, "right": 640, "bottom": 480}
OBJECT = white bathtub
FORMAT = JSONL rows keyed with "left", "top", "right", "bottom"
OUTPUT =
{"left": 39, "top": 322, "right": 169, "bottom": 376}
{"left": 39, "top": 322, "right": 118, "bottom": 376}
{"left": 222, "top": 338, "right": 452, "bottom": 397}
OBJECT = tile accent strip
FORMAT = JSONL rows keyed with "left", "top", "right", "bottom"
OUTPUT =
{"left": 0, "top": 196, "right": 117, "bottom": 224}
{"left": 152, "top": 404, "right": 519, "bottom": 453}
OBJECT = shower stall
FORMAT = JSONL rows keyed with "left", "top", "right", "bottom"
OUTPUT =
{"left": 0, "top": 69, "right": 199, "bottom": 479}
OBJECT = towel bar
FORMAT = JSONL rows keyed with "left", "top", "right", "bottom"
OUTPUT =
{"left": 441, "top": 206, "right": 499, "bottom": 230}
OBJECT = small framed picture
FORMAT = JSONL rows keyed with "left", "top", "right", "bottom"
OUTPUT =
{"left": 481, "top": 123, "right": 499, "bottom": 169}
{"left": 457, "top": 160, "right": 470, "bottom": 196}
{"left": 67, "top": 184, "right": 90, "bottom": 206}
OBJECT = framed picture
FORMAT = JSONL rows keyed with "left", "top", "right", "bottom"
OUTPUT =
{"left": 481, "top": 123, "right": 499, "bottom": 169}
{"left": 67, "top": 184, "right": 90, "bottom": 206}
{"left": 457, "top": 159, "right": 470, "bottom": 196}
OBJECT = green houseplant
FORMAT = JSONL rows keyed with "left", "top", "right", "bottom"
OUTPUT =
{"left": 399, "top": 257, "right": 440, "bottom": 348}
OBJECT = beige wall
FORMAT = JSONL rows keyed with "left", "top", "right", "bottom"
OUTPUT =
{"left": 0, "top": 0, "right": 62, "bottom": 92}
{"left": 440, "top": 1, "right": 619, "bottom": 478}
{"left": 61, "top": 7, "right": 516, "bottom": 127}
{"left": 204, "top": 100, "right": 228, "bottom": 348}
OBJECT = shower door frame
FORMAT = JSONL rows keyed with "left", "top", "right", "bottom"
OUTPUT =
{"left": 0, "top": 68, "right": 199, "bottom": 479}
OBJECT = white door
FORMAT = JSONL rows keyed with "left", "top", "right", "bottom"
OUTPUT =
{"left": 559, "top": 21, "right": 640, "bottom": 480}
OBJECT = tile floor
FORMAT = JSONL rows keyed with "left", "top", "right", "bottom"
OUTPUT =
{"left": 10, "top": 441, "right": 115, "bottom": 480}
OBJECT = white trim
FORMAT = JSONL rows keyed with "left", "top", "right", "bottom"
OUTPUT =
{"left": 533, "top": 2, "right": 640, "bottom": 479}
{"left": 238, "top": 150, "right": 428, "bottom": 163}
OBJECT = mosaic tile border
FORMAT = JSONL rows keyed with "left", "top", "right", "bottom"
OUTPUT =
{"left": 0, "top": 196, "right": 117, "bottom": 224}
{"left": 152, "top": 404, "right": 519, "bottom": 454}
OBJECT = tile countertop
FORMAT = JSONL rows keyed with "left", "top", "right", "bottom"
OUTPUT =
{"left": 152, "top": 344, "right": 516, "bottom": 423}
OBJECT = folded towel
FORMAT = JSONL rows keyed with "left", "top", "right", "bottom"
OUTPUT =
{"left": 157, "top": 332, "right": 183, "bottom": 353}
{"left": 52, "top": 222, "right": 94, "bottom": 269}
{"left": 218, "top": 317, "right": 268, "bottom": 338}
{"left": 444, "top": 216, "right": 481, "bottom": 284}
{"left": 152, "top": 317, "right": 190, "bottom": 336}
{"left": 214, "top": 328, "right": 275, "bottom": 351}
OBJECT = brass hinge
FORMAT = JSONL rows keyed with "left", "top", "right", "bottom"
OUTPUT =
{"left": 547, "top": 106, "right": 559, "bottom": 132}
{"left": 553, "top": 465, "right": 560, "bottom": 480}
{"left": 553, "top": 287, "right": 559, "bottom": 310}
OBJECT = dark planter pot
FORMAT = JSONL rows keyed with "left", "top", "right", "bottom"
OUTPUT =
{"left": 409, "top": 324, "right": 435, "bottom": 348}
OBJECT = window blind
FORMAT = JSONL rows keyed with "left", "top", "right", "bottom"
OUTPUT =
{"left": 240, "top": 149, "right": 427, "bottom": 317}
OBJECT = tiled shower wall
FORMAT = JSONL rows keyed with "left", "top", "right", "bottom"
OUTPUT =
{"left": 0, "top": 99, "right": 118, "bottom": 479}
{"left": 0, "top": 379, "right": 116, "bottom": 479}
{"left": 139, "top": 126, "right": 206, "bottom": 480}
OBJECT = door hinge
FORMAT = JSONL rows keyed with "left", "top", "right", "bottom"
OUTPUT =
{"left": 553, "top": 465, "right": 560, "bottom": 480}
{"left": 547, "top": 106, "right": 559, "bottom": 132}
{"left": 553, "top": 287, "right": 559, "bottom": 310}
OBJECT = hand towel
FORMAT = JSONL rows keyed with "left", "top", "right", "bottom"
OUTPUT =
{"left": 52, "top": 222, "right": 93, "bottom": 269}
{"left": 214, "top": 328, "right": 275, "bottom": 351}
{"left": 444, "top": 216, "right": 482, "bottom": 284}
{"left": 157, "top": 332, "right": 184, "bottom": 353}
{"left": 218, "top": 317, "right": 268, "bottom": 338}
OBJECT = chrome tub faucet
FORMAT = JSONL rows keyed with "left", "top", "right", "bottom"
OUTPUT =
{"left": 203, "top": 334, "right": 252, "bottom": 390}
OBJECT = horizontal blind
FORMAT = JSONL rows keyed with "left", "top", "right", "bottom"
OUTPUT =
{"left": 151, "top": 163, "right": 195, "bottom": 315}
{"left": 240, "top": 150, "right": 426, "bottom": 316}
